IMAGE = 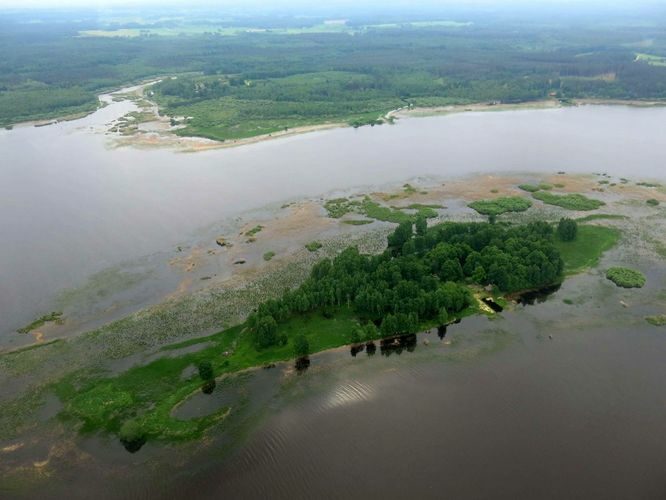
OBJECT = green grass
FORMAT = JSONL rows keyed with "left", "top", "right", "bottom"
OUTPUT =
{"left": 468, "top": 196, "right": 532, "bottom": 216}
{"left": 533, "top": 191, "right": 605, "bottom": 211}
{"left": 17, "top": 312, "right": 63, "bottom": 334}
{"left": 605, "top": 267, "right": 646, "bottom": 288}
{"left": 245, "top": 225, "right": 264, "bottom": 237}
{"left": 305, "top": 241, "right": 323, "bottom": 252}
{"left": 263, "top": 251, "right": 276, "bottom": 261}
{"left": 647, "top": 198, "right": 660, "bottom": 206}
{"left": 554, "top": 225, "right": 621, "bottom": 274}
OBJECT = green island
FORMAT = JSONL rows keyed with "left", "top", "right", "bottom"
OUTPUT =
{"left": 50, "top": 217, "right": 618, "bottom": 449}
{"left": 532, "top": 191, "right": 605, "bottom": 211}
{"left": 324, "top": 196, "right": 440, "bottom": 223}
{"left": 605, "top": 267, "right": 646, "bottom": 288}
{"left": 519, "top": 183, "right": 553, "bottom": 193}
{"left": 262, "top": 251, "right": 276, "bottom": 261}
{"left": 468, "top": 196, "right": 532, "bottom": 216}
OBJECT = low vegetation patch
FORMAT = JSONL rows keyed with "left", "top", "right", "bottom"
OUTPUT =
{"left": 342, "top": 219, "right": 374, "bottom": 225}
{"left": 324, "top": 196, "right": 439, "bottom": 224}
{"left": 532, "top": 191, "right": 605, "bottom": 211}
{"left": 645, "top": 315, "right": 666, "bottom": 326}
{"left": 646, "top": 198, "right": 659, "bottom": 206}
{"left": 606, "top": 267, "right": 646, "bottom": 288}
{"left": 263, "top": 251, "right": 276, "bottom": 261}
{"left": 305, "top": 241, "right": 323, "bottom": 252}
{"left": 468, "top": 196, "right": 532, "bottom": 216}
{"left": 245, "top": 225, "right": 264, "bottom": 237}
{"left": 576, "top": 214, "right": 627, "bottom": 223}
{"left": 17, "top": 311, "right": 63, "bottom": 334}
{"left": 636, "top": 182, "right": 661, "bottom": 188}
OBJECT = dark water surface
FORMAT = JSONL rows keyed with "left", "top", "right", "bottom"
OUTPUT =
{"left": 2, "top": 101, "right": 666, "bottom": 333}
{"left": 24, "top": 267, "right": 666, "bottom": 500}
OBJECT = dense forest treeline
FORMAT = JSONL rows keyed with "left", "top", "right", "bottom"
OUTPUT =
{"left": 248, "top": 219, "right": 563, "bottom": 349}
{"left": 2, "top": 9, "right": 666, "bottom": 129}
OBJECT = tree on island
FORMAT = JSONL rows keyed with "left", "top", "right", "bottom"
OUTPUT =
{"left": 557, "top": 217, "right": 578, "bottom": 241}
{"left": 197, "top": 360, "right": 214, "bottom": 381}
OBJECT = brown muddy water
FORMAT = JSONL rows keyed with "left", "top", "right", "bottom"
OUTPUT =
{"left": 2, "top": 99, "right": 666, "bottom": 335}
{"left": 10, "top": 256, "right": 666, "bottom": 500}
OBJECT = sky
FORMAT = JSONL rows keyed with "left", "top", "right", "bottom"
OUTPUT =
{"left": 0, "top": 0, "right": 658, "bottom": 8}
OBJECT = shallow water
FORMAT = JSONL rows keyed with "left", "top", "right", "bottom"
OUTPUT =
{"left": 2, "top": 101, "right": 666, "bottom": 334}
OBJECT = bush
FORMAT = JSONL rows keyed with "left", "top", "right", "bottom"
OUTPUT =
{"left": 197, "top": 361, "right": 214, "bottom": 381}
{"left": 646, "top": 198, "right": 659, "bottom": 206}
{"left": 557, "top": 217, "right": 578, "bottom": 241}
{"left": 605, "top": 267, "right": 646, "bottom": 288}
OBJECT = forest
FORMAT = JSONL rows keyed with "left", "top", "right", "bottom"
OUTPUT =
{"left": 2, "top": 7, "right": 666, "bottom": 132}
{"left": 248, "top": 218, "right": 563, "bottom": 349}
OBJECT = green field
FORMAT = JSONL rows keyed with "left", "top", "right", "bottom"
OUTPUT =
{"left": 554, "top": 224, "right": 620, "bottom": 274}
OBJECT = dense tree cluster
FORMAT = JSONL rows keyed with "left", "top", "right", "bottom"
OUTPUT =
{"left": 4, "top": 12, "right": 666, "bottom": 127}
{"left": 248, "top": 220, "right": 563, "bottom": 349}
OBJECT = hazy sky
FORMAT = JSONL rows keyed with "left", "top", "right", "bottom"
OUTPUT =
{"left": 0, "top": 0, "right": 657, "bottom": 9}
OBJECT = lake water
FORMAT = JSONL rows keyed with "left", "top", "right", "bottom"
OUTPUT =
{"left": 2, "top": 98, "right": 666, "bottom": 499}
{"left": 21, "top": 267, "right": 666, "bottom": 499}
{"left": 2, "top": 101, "right": 666, "bottom": 334}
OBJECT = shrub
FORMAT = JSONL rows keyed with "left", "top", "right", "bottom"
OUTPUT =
{"left": 119, "top": 420, "right": 146, "bottom": 453}
{"left": 605, "top": 267, "right": 646, "bottom": 288}
{"left": 293, "top": 334, "right": 310, "bottom": 358}
{"left": 646, "top": 198, "right": 659, "bottom": 206}
{"left": 197, "top": 360, "right": 214, "bottom": 381}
